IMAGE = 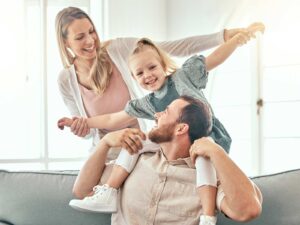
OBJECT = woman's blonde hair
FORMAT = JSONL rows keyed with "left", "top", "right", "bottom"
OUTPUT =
{"left": 55, "top": 7, "right": 112, "bottom": 95}
{"left": 130, "top": 38, "right": 178, "bottom": 75}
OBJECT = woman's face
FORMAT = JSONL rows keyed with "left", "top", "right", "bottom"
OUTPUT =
{"left": 65, "top": 18, "right": 98, "bottom": 61}
{"left": 129, "top": 48, "right": 167, "bottom": 92}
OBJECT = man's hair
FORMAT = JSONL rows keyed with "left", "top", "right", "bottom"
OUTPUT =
{"left": 178, "top": 95, "right": 212, "bottom": 143}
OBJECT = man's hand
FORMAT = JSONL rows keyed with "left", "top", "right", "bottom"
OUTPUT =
{"left": 189, "top": 137, "right": 223, "bottom": 164}
{"left": 102, "top": 128, "right": 146, "bottom": 154}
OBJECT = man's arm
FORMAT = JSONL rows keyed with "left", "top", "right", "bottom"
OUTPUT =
{"left": 190, "top": 138, "right": 262, "bottom": 222}
{"left": 72, "top": 128, "right": 146, "bottom": 198}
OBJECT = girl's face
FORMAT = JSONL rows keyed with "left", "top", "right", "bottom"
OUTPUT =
{"left": 65, "top": 18, "right": 97, "bottom": 61}
{"left": 129, "top": 48, "right": 167, "bottom": 92}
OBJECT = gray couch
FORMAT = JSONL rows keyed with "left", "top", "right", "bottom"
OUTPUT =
{"left": 1, "top": 168, "right": 300, "bottom": 225}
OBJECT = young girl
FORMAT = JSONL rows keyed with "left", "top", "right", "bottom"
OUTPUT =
{"left": 59, "top": 24, "right": 264, "bottom": 225}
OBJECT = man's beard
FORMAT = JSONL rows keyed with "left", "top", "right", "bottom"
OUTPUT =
{"left": 148, "top": 123, "right": 176, "bottom": 143}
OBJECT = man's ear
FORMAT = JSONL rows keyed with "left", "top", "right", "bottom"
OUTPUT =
{"left": 175, "top": 123, "right": 189, "bottom": 136}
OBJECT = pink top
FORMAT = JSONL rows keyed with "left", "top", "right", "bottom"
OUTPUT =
{"left": 79, "top": 64, "right": 138, "bottom": 134}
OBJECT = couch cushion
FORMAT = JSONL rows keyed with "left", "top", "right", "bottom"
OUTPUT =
{"left": 218, "top": 168, "right": 300, "bottom": 225}
{"left": 0, "top": 170, "right": 111, "bottom": 225}
{"left": 0, "top": 221, "right": 13, "bottom": 225}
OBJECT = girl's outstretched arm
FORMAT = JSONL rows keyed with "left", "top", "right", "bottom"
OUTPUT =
{"left": 206, "top": 22, "right": 265, "bottom": 72}
{"left": 205, "top": 32, "right": 249, "bottom": 72}
{"left": 58, "top": 110, "right": 136, "bottom": 131}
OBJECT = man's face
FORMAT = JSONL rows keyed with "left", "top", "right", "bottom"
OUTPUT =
{"left": 148, "top": 99, "right": 189, "bottom": 143}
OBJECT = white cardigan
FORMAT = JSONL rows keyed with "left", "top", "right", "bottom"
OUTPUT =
{"left": 57, "top": 32, "right": 224, "bottom": 152}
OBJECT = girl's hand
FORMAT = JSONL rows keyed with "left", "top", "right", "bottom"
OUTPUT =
{"left": 224, "top": 28, "right": 251, "bottom": 42}
{"left": 189, "top": 137, "right": 222, "bottom": 164}
{"left": 57, "top": 117, "right": 73, "bottom": 130}
{"left": 232, "top": 32, "right": 252, "bottom": 46}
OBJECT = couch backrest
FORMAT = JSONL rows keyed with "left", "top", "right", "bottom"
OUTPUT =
{"left": 218, "top": 168, "right": 300, "bottom": 225}
{"left": 0, "top": 170, "right": 110, "bottom": 225}
{"left": 1, "top": 168, "right": 300, "bottom": 225}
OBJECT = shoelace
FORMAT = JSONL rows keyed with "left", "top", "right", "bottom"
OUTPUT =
{"left": 88, "top": 185, "right": 109, "bottom": 200}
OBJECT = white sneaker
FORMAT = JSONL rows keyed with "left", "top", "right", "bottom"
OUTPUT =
{"left": 199, "top": 215, "right": 217, "bottom": 225}
{"left": 69, "top": 184, "right": 118, "bottom": 213}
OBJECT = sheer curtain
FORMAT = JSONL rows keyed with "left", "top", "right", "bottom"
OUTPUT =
{"left": 167, "top": 0, "right": 300, "bottom": 176}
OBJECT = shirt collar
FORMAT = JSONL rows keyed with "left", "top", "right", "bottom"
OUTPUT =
{"left": 159, "top": 149, "right": 195, "bottom": 169}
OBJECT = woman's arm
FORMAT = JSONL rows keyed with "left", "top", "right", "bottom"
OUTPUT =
{"left": 156, "top": 27, "right": 256, "bottom": 57}
{"left": 156, "top": 31, "right": 224, "bottom": 57}
{"left": 58, "top": 72, "right": 92, "bottom": 138}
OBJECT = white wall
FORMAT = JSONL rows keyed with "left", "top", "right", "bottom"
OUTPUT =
{"left": 104, "top": 0, "right": 167, "bottom": 40}
{"left": 166, "top": 0, "right": 263, "bottom": 39}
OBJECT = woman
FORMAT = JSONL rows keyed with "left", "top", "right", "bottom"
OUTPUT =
{"left": 55, "top": 6, "right": 249, "bottom": 161}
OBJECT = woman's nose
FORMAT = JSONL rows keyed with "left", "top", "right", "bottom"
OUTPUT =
{"left": 86, "top": 34, "right": 94, "bottom": 44}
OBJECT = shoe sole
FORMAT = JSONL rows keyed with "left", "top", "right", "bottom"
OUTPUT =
{"left": 69, "top": 203, "right": 117, "bottom": 213}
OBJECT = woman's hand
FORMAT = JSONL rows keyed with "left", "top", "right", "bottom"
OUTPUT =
{"left": 224, "top": 28, "right": 251, "bottom": 42}
{"left": 224, "top": 22, "right": 265, "bottom": 42}
{"left": 247, "top": 22, "right": 265, "bottom": 35}
{"left": 58, "top": 116, "right": 90, "bottom": 137}
{"left": 102, "top": 128, "right": 146, "bottom": 154}
{"left": 70, "top": 117, "right": 90, "bottom": 137}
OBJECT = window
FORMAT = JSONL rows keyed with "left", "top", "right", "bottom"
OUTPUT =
{"left": 260, "top": 13, "right": 300, "bottom": 174}
{"left": 1, "top": 0, "right": 299, "bottom": 175}
{"left": 207, "top": 1, "right": 300, "bottom": 176}
{"left": 0, "top": 0, "right": 94, "bottom": 170}
{"left": 206, "top": 45, "right": 257, "bottom": 176}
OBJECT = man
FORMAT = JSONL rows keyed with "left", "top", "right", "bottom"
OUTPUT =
{"left": 72, "top": 96, "right": 262, "bottom": 225}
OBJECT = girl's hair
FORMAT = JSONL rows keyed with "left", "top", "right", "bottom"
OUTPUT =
{"left": 55, "top": 7, "right": 112, "bottom": 95}
{"left": 130, "top": 38, "right": 178, "bottom": 75}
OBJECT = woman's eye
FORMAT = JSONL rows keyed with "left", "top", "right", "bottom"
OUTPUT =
{"left": 150, "top": 65, "right": 156, "bottom": 70}
{"left": 75, "top": 36, "right": 84, "bottom": 40}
